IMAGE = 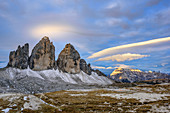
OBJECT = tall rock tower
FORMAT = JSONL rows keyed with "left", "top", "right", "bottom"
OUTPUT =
{"left": 29, "top": 36, "right": 55, "bottom": 71}
{"left": 57, "top": 43, "right": 80, "bottom": 74}
{"left": 8, "top": 43, "right": 29, "bottom": 69}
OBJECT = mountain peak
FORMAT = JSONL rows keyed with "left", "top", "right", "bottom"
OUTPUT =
{"left": 42, "top": 36, "right": 49, "bottom": 40}
{"left": 57, "top": 43, "right": 80, "bottom": 74}
{"left": 29, "top": 36, "right": 55, "bottom": 71}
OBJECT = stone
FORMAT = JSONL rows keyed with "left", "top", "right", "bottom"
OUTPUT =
{"left": 8, "top": 43, "right": 29, "bottom": 69}
{"left": 29, "top": 36, "right": 55, "bottom": 71}
{"left": 93, "top": 69, "right": 106, "bottom": 76}
{"left": 56, "top": 43, "right": 80, "bottom": 74}
{"left": 80, "top": 59, "right": 92, "bottom": 75}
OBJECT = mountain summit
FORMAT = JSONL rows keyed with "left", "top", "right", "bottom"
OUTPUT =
{"left": 57, "top": 43, "right": 81, "bottom": 74}
{"left": 29, "top": 36, "right": 55, "bottom": 71}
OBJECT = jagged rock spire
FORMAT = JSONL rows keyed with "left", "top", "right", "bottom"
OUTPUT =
{"left": 29, "top": 36, "right": 55, "bottom": 71}
{"left": 8, "top": 43, "right": 29, "bottom": 69}
{"left": 80, "top": 59, "right": 92, "bottom": 75}
{"left": 57, "top": 43, "right": 80, "bottom": 74}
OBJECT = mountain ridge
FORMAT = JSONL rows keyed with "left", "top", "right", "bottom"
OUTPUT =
{"left": 0, "top": 36, "right": 114, "bottom": 94}
{"left": 109, "top": 67, "right": 170, "bottom": 83}
{"left": 6, "top": 36, "right": 105, "bottom": 76}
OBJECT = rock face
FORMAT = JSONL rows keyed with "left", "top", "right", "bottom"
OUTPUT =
{"left": 7, "top": 43, "right": 29, "bottom": 69}
{"left": 80, "top": 59, "right": 92, "bottom": 75}
{"left": 29, "top": 36, "right": 55, "bottom": 71}
{"left": 109, "top": 68, "right": 170, "bottom": 83}
{"left": 57, "top": 43, "right": 80, "bottom": 74}
{"left": 93, "top": 69, "right": 106, "bottom": 76}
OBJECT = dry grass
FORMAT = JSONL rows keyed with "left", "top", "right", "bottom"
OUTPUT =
{"left": 0, "top": 83, "right": 169, "bottom": 112}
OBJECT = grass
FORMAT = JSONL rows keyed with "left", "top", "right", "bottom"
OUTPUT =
{"left": 0, "top": 83, "right": 169, "bottom": 112}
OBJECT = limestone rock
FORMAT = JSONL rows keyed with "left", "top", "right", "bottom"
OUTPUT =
{"left": 109, "top": 68, "right": 170, "bottom": 83}
{"left": 8, "top": 43, "right": 29, "bottom": 69}
{"left": 29, "top": 36, "right": 55, "bottom": 71}
{"left": 56, "top": 43, "right": 80, "bottom": 74}
{"left": 80, "top": 59, "right": 92, "bottom": 75}
{"left": 93, "top": 69, "right": 106, "bottom": 77}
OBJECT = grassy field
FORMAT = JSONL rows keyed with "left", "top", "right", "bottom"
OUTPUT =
{"left": 0, "top": 83, "right": 169, "bottom": 113}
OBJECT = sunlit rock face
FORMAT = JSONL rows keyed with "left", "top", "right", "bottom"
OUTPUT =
{"left": 8, "top": 43, "right": 29, "bottom": 69}
{"left": 110, "top": 68, "right": 170, "bottom": 83}
{"left": 29, "top": 36, "right": 55, "bottom": 71}
{"left": 57, "top": 43, "right": 80, "bottom": 74}
{"left": 80, "top": 59, "right": 92, "bottom": 75}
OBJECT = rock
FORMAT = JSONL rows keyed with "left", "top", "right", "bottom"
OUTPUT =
{"left": 56, "top": 43, "right": 80, "bottom": 74}
{"left": 109, "top": 68, "right": 170, "bottom": 83}
{"left": 29, "top": 36, "right": 55, "bottom": 71}
{"left": 8, "top": 43, "right": 29, "bottom": 69}
{"left": 80, "top": 59, "right": 92, "bottom": 75}
{"left": 93, "top": 69, "right": 106, "bottom": 77}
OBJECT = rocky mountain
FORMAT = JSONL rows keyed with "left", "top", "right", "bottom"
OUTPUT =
{"left": 80, "top": 59, "right": 92, "bottom": 75}
{"left": 56, "top": 43, "right": 80, "bottom": 74}
{"left": 109, "top": 68, "right": 170, "bottom": 83}
{"left": 29, "top": 36, "right": 55, "bottom": 71}
{"left": 0, "top": 36, "right": 113, "bottom": 94}
{"left": 7, "top": 43, "right": 29, "bottom": 69}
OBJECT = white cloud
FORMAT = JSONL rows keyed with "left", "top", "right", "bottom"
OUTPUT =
{"left": 91, "top": 66, "right": 106, "bottom": 69}
{"left": 161, "top": 63, "right": 168, "bottom": 67}
{"left": 96, "top": 53, "right": 149, "bottom": 62}
{"left": 114, "top": 64, "right": 131, "bottom": 69}
{"left": 91, "top": 66, "right": 115, "bottom": 70}
{"left": 88, "top": 37, "right": 170, "bottom": 59}
{"left": 106, "top": 2, "right": 118, "bottom": 9}
{"left": 30, "top": 24, "right": 76, "bottom": 38}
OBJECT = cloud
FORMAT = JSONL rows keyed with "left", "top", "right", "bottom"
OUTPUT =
{"left": 113, "top": 64, "right": 131, "bottom": 69}
{"left": 30, "top": 23, "right": 114, "bottom": 40}
{"left": 95, "top": 18, "right": 129, "bottom": 29}
{"left": 30, "top": 24, "right": 76, "bottom": 38}
{"left": 96, "top": 53, "right": 149, "bottom": 62}
{"left": 91, "top": 66, "right": 115, "bottom": 70}
{"left": 146, "top": 0, "right": 161, "bottom": 6}
{"left": 91, "top": 66, "right": 106, "bottom": 69}
{"left": 152, "top": 8, "right": 170, "bottom": 26}
{"left": 88, "top": 37, "right": 170, "bottom": 59}
{"left": 161, "top": 63, "right": 168, "bottom": 67}
{"left": 104, "top": 0, "right": 161, "bottom": 19}
{"left": 91, "top": 64, "right": 132, "bottom": 70}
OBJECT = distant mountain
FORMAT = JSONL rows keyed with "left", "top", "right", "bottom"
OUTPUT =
{"left": 109, "top": 68, "right": 170, "bottom": 83}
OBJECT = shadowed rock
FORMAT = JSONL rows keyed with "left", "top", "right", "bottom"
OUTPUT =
{"left": 80, "top": 59, "right": 92, "bottom": 75}
{"left": 8, "top": 43, "right": 29, "bottom": 69}
{"left": 29, "top": 36, "right": 55, "bottom": 71}
{"left": 57, "top": 43, "right": 80, "bottom": 74}
{"left": 92, "top": 69, "right": 106, "bottom": 76}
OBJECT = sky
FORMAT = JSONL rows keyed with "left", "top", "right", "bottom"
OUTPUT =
{"left": 0, "top": 0, "right": 170, "bottom": 75}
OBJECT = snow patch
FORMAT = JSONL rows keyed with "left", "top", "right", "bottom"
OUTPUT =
{"left": 23, "top": 95, "right": 42, "bottom": 110}
{"left": 99, "top": 93, "right": 170, "bottom": 102}
{"left": 4, "top": 68, "right": 113, "bottom": 85}
{"left": 2, "top": 108, "right": 12, "bottom": 113}
{"left": 69, "top": 94, "right": 87, "bottom": 96}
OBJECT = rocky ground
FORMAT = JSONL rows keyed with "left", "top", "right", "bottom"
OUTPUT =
{"left": 0, "top": 83, "right": 169, "bottom": 113}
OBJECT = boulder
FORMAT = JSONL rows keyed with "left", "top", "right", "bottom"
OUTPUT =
{"left": 29, "top": 36, "right": 55, "bottom": 71}
{"left": 80, "top": 59, "right": 92, "bottom": 75}
{"left": 8, "top": 43, "right": 29, "bottom": 69}
{"left": 56, "top": 43, "right": 80, "bottom": 74}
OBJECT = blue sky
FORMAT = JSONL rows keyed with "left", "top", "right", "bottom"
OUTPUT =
{"left": 0, "top": 0, "right": 170, "bottom": 75}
